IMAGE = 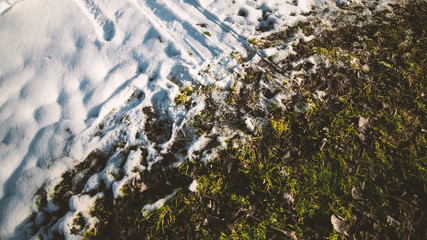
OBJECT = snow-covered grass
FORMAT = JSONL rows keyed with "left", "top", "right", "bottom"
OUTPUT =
{"left": 79, "top": 1, "right": 425, "bottom": 238}
{"left": 0, "top": 0, "right": 334, "bottom": 238}
{"left": 1, "top": 0, "right": 425, "bottom": 239}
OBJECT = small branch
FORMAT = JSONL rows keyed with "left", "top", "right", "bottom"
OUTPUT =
{"left": 270, "top": 225, "right": 298, "bottom": 240}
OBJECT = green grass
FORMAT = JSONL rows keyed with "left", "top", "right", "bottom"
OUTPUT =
{"left": 174, "top": 86, "right": 194, "bottom": 106}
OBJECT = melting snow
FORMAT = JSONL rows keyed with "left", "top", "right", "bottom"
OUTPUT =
{"left": 188, "top": 179, "right": 198, "bottom": 192}
{"left": 0, "top": 0, "right": 394, "bottom": 238}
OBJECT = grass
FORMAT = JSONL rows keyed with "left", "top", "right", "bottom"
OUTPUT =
{"left": 174, "top": 86, "right": 194, "bottom": 106}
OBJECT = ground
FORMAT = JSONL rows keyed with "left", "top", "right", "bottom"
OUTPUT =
{"left": 29, "top": 1, "right": 426, "bottom": 239}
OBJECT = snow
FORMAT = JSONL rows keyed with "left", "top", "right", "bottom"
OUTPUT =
{"left": 336, "top": 0, "right": 362, "bottom": 6}
{"left": 245, "top": 118, "right": 256, "bottom": 132}
{"left": 188, "top": 179, "right": 198, "bottom": 192}
{"left": 0, "top": 0, "right": 392, "bottom": 238}
{"left": 141, "top": 190, "right": 178, "bottom": 217}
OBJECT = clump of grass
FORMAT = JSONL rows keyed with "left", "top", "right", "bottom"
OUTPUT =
{"left": 230, "top": 51, "right": 245, "bottom": 63}
{"left": 174, "top": 86, "right": 194, "bottom": 107}
{"left": 191, "top": 111, "right": 215, "bottom": 137}
{"left": 224, "top": 82, "right": 238, "bottom": 105}
{"left": 71, "top": 213, "right": 86, "bottom": 235}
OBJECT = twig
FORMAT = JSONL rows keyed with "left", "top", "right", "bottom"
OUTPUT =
{"left": 270, "top": 225, "right": 298, "bottom": 240}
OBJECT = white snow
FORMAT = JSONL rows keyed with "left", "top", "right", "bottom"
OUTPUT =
{"left": 245, "top": 117, "right": 256, "bottom": 132}
{"left": 141, "top": 190, "right": 178, "bottom": 217}
{"left": 336, "top": 0, "right": 362, "bottom": 6}
{"left": 188, "top": 179, "right": 198, "bottom": 192}
{"left": 0, "top": 0, "right": 393, "bottom": 238}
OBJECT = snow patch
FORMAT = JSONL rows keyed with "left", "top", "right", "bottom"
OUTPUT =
{"left": 189, "top": 180, "right": 198, "bottom": 192}
{"left": 142, "top": 190, "right": 178, "bottom": 216}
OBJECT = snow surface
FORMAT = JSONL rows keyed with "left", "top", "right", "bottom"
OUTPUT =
{"left": 0, "top": 0, "right": 394, "bottom": 238}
